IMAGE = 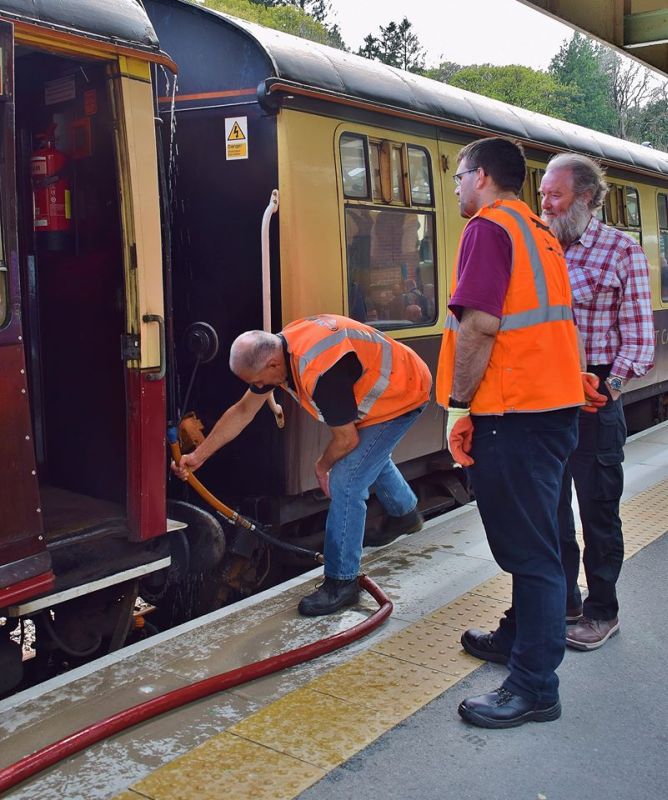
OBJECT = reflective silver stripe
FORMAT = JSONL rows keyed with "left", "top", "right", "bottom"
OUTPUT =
{"left": 284, "top": 383, "right": 325, "bottom": 421}
{"left": 444, "top": 315, "right": 460, "bottom": 332}
{"left": 297, "top": 326, "right": 393, "bottom": 420}
{"left": 500, "top": 304, "right": 573, "bottom": 331}
{"left": 358, "top": 338, "right": 392, "bottom": 417}
{"left": 494, "top": 205, "right": 548, "bottom": 308}
{"left": 484, "top": 205, "right": 572, "bottom": 333}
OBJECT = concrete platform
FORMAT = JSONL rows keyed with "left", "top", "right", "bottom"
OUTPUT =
{"left": 1, "top": 421, "right": 667, "bottom": 800}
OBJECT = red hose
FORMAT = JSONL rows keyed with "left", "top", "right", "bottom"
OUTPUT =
{"left": 0, "top": 574, "right": 392, "bottom": 794}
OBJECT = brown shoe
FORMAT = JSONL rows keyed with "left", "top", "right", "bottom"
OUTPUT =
{"left": 565, "top": 617, "right": 619, "bottom": 651}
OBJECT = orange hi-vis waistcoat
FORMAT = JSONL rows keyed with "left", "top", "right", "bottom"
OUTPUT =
{"left": 281, "top": 315, "right": 432, "bottom": 427}
{"left": 436, "top": 199, "right": 584, "bottom": 415}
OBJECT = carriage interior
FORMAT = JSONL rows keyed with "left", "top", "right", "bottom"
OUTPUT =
{"left": 14, "top": 47, "right": 127, "bottom": 541}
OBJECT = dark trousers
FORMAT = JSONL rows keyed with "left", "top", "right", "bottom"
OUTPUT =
{"left": 469, "top": 409, "right": 578, "bottom": 704}
{"left": 558, "top": 383, "right": 626, "bottom": 621}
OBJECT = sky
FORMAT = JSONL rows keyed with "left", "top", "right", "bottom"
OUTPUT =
{"left": 329, "top": 0, "right": 576, "bottom": 71}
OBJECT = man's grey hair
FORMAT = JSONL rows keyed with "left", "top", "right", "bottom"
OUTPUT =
{"left": 546, "top": 153, "right": 609, "bottom": 212}
{"left": 229, "top": 330, "right": 282, "bottom": 375}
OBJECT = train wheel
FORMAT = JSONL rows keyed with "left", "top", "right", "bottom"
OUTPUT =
{"left": 140, "top": 501, "right": 227, "bottom": 630}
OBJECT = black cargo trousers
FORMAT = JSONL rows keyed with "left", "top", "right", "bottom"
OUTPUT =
{"left": 558, "top": 378, "right": 626, "bottom": 621}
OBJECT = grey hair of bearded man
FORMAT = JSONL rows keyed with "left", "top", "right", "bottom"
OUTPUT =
{"left": 546, "top": 152, "right": 609, "bottom": 212}
{"left": 229, "top": 330, "right": 282, "bottom": 375}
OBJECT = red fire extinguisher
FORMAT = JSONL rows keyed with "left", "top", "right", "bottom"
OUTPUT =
{"left": 31, "top": 122, "right": 71, "bottom": 234}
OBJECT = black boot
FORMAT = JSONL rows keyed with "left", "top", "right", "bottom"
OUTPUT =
{"left": 364, "top": 508, "right": 423, "bottom": 547}
{"left": 298, "top": 577, "right": 360, "bottom": 616}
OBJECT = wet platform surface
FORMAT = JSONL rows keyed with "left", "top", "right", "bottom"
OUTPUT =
{"left": 1, "top": 421, "right": 667, "bottom": 800}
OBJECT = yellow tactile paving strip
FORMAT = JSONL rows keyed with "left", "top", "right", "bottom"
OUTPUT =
{"left": 116, "top": 479, "right": 668, "bottom": 800}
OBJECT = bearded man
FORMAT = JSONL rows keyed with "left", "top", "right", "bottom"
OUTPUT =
{"left": 540, "top": 153, "right": 654, "bottom": 650}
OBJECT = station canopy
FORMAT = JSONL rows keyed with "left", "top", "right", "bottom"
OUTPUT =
{"left": 519, "top": 1, "right": 668, "bottom": 78}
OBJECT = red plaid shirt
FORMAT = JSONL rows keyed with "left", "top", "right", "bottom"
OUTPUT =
{"left": 564, "top": 217, "right": 654, "bottom": 382}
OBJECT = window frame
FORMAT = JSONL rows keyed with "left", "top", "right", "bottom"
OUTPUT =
{"left": 658, "top": 192, "right": 668, "bottom": 303}
{"left": 339, "top": 131, "right": 438, "bottom": 332}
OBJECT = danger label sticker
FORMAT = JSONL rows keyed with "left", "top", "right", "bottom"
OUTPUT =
{"left": 225, "top": 116, "right": 248, "bottom": 160}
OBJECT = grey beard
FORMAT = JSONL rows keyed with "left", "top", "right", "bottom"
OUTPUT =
{"left": 544, "top": 199, "right": 592, "bottom": 246}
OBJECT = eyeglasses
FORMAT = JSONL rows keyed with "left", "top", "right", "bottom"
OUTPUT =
{"left": 453, "top": 167, "right": 478, "bottom": 186}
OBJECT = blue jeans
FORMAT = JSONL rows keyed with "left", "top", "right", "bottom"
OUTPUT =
{"left": 468, "top": 409, "right": 578, "bottom": 704}
{"left": 324, "top": 406, "right": 424, "bottom": 580}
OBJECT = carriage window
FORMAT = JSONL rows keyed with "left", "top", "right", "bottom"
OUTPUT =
{"left": 340, "top": 134, "right": 369, "bottom": 199}
{"left": 345, "top": 209, "right": 436, "bottom": 329}
{"left": 368, "top": 140, "right": 407, "bottom": 204}
{"left": 659, "top": 194, "right": 668, "bottom": 302}
{"left": 0, "top": 273, "right": 6, "bottom": 327}
{"left": 369, "top": 143, "right": 381, "bottom": 201}
{"left": 390, "top": 145, "right": 405, "bottom": 203}
{"left": 0, "top": 203, "right": 6, "bottom": 327}
{"left": 626, "top": 187, "right": 640, "bottom": 227}
{"left": 408, "top": 147, "right": 432, "bottom": 206}
{"left": 341, "top": 132, "right": 437, "bottom": 329}
{"left": 605, "top": 182, "right": 641, "bottom": 241}
{"left": 521, "top": 168, "right": 543, "bottom": 215}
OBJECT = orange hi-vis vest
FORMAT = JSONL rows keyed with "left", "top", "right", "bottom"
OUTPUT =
{"left": 436, "top": 199, "right": 584, "bottom": 415}
{"left": 281, "top": 315, "right": 432, "bottom": 427}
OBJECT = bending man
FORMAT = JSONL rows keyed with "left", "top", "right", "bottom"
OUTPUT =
{"left": 174, "top": 314, "right": 431, "bottom": 616}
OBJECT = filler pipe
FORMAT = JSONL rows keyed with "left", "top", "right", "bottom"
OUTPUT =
{"left": 0, "top": 440, "right": 392, "bottom": 795}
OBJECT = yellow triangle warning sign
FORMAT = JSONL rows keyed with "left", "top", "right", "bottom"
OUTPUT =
{"left": 227, "top": 121, "right": 246, "bottom": 141}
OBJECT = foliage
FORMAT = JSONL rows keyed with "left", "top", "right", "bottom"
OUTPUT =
{"left": 447, "top": 64, "right": 579, "bottom": 118}
{"left": 598, "top": 48, "right": 659, "bottom": 139}
{"left": 626, "top": 86, "right": 668, "bottom": 152}
{"left": 548, "top": 33, "right": 617, "bottom": 134}
{"left": 193, "top": 0, "right": 345, "bottom": 49}
{"left": 422, "top": 60, "right": 462, "bottom": 83}
{"left": 357, "top": 17, "right": 425, "bottom": 73}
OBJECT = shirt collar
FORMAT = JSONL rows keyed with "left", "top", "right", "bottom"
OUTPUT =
{"left": 568, "top": 215, "right": 599, "bottom": 250}
{"left": 277, "top": 333, "right": 296, "bottom": 390}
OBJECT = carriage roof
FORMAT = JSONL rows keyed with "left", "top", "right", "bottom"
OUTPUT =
{"left": 0, "top": 0, "right": 159, "bottom": 52}
{"left": 188, "top": 0, "right": 668, "bottom": 179}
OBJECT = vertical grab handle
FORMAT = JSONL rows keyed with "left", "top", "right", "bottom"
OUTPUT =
{"left": 260, "top": 190, "right": 284, "bottom": 429}
{"left": 142, "top": 313, "right": 166, "bottom": 381}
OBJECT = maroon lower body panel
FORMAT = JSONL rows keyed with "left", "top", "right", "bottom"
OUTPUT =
{"left": 125, "top": 369, "right": 166, "bottom": 541}
{"left": 0, "top": 570, "right": 55, "bottom": 609}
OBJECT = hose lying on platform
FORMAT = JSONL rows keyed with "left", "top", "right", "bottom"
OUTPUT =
{"left": 0, "top": 435, "right": 393, "bottom": 795}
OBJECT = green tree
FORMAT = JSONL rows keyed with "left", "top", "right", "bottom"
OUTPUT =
{"left": 422, "top": 60, "right": 462, "bottom": 83}
{"left": 448, "top": 64, "right": 579, "bottom": 118}
{"left": 548, "top": 32, "right": 617, "bottom": 134}
{"left": 357, "top": 17, "right": 425, "bottom": 73}
{"left": 246, "top": 0, "right": 332, "bottom": 26}
{"left": 192, "top": 0, "right": 346, "bottom": 49}
{"left": 598, "top": 49, "right": 657, "bottom": 139}
{"left": 627, "top": 85, "right": 668, "bottom": 152}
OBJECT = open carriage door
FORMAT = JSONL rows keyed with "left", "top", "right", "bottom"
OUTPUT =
{"left": 0, "top": 21, "right": 54, "bottom": 605}
{"left": 109, "top": 57, "right": 166, "bottom": 541}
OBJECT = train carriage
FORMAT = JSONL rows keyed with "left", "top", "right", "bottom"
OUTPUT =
{"left": 0, "top": 0, "right": 180, "bottom": 693}
{"left": 146, "top": 0, "right": 668, "bottom": 539}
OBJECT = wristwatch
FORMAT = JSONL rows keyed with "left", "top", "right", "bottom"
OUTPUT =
{"left": 605, "top": 376, "right": 623, "bottom": 392}
{"left": 448, "top": 396, "right": 470, "bottom": 409}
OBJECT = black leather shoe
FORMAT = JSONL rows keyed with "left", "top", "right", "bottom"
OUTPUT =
{"left": 364, "top": 508, "right": 423, "bottom": 547}
{"left": 461, "top": 628, "right": 510, "bottom": 665}
{"left": 458, "top": 688, "right": 561, "bottom": 729}
{"left": 298, "top": 577, "right": 360, "bottom": 616}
